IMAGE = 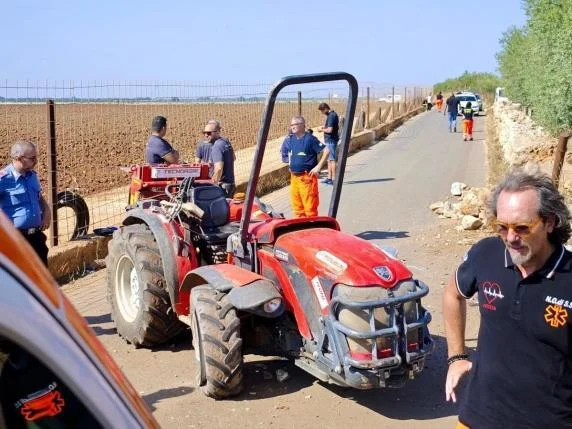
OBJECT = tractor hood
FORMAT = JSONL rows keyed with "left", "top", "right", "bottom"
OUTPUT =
{"left": 274, "top": 228, "right": 412, "bottom": 288}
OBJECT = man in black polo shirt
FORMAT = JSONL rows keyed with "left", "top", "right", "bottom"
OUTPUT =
{"left": 443, "top": 169, "right": 572, "bottom": 428}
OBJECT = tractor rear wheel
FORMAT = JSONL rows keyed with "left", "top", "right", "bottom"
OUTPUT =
{"left": 191, "top": 285, "right": 243, "bottom": 399}
{"left": 106, "top": 223, "right": 185, "bottom": 347}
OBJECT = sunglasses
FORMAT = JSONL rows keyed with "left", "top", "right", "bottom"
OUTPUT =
{"left": 203, "top": 131, "right": 213, "bottom": 135}
{"left": 492, "top": 217, "right": 543, "bottom": 237}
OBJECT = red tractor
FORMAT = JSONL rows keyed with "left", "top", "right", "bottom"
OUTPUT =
{"left": 106, "top": 72, "right": 433, "bottom": 399}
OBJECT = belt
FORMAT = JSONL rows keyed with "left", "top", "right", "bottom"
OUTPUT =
{"left": 18, "top": 227, "right": 40, "bottom": 235}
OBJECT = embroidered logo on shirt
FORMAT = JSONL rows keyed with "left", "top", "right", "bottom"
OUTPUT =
{"left": 481, "top": 281, "right": 504, "bottom": 311}
{"left": 544, "top": 304, "right": 568, "bottom": 328}
{"left": 16, "top": 383, "right": 65, "bottom": 421}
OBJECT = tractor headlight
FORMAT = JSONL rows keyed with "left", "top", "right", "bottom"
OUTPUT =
{"left": 263, "top": 298, "right": 282, "bottom": 313}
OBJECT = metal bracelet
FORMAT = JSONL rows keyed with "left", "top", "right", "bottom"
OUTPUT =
{"left": 447, "top": 353, "right": 469, "bottom": 366}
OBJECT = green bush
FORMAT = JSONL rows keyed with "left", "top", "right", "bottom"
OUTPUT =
{"left": 497, "top": 0, "right": 572, "bottom": 135}
{"left": 433, "top": 72, "right": 501, "bottom": 103}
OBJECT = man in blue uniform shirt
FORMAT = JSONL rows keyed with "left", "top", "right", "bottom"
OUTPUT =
{"left": 0, "top": 140, "right": 51, "bottom": 265}
{"left": 145, "top": 116, "right": 180, "bottom": 164}
{"left": 203, "top": 121, "right": 236, "bottom": 198}
{"left": 281, "top": 116, "right": 329, "bottom": 217}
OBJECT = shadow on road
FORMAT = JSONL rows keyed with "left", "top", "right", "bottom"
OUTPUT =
{"left": 84, "top": 314, "right": 111, "bottom": 325}
{"left": 229, "top": 359, "right": 314, "bottom": 401}
{"left": 321, "top": 335, "right": 458, "bottom": 420}
{"left": 357, "top": 230, "right": 409, "bottom": 240}
{"left": 143, "top": 386, "right": 194, "bottom": 411}
{"left": 345, "top": 177, "right": 394, "bottom": 185}
{"left": 230, "top": 336, "right": 460, "bottom": 420}
{"left": 85, "top": 313, "right": 116, "bottom": 336}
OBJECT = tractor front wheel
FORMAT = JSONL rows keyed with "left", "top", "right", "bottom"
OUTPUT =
{"left": 191, "top": 285, "right": 243, "bottom": 399}
{"left": 106, "top": 223, "right": 185, "bottom": 347}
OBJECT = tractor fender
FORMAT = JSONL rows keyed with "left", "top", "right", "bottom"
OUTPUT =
{"left": 122, "top": 209, "right": 179, "bottom": 309}
{"left": 182, "top": 265, "right": 283, "bottom": 316}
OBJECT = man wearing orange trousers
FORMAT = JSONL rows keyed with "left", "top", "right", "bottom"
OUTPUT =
{"left": 462, "top": 101, "right": 474, "bottom": 141}
{"left": 281, "top": 116, "right": 329, "bottom": 217}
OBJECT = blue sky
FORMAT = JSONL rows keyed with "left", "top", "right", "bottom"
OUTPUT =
{"left": 1, "top": 0, "right": 526, "bottom": 85}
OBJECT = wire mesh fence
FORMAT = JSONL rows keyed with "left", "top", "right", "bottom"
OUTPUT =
{"left": 0, "top": 79, "right": 429, "bottom": 245}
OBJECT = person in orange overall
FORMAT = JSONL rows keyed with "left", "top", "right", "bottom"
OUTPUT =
{"left": 435, "top": 91, "right": 444, "bottom": 112}
{"left": 280, "top": 116, "right": 329, "bottom": 217}
{"left": 461, "top": 101, "right": 474, "bottom": 141}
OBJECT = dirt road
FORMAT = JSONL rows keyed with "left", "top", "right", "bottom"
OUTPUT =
{"left": 63, "top": 110, "right": 487, "bottom": 428}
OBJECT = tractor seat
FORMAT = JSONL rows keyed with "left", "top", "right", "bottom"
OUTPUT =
{"left": 191, "top": 185, "right": 238, "bottom": 241}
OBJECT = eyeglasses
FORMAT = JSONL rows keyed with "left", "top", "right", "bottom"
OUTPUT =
{"left": 21, "top": 156, "right": 37, "bottom": 161}
{"left": 492, "top": 217, "right": 543, "bottom": 237}
{"left": 290, "top": 123, "right": 304, "bottom": 127}
{"left": 203, "top": 131, "right": 213, "bottom": 135}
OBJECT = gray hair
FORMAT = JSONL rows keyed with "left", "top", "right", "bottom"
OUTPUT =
{"left": 207, "top": 119, "right": 221, "bottom": 131}
{"left": 10, "top": 140, "right": 36, "bottom": 159}
{"left": 487, "top": 169, "right": 571, "bottom": 245}
{"left": 291, "top": 115, "right": 305, "bottom": 125}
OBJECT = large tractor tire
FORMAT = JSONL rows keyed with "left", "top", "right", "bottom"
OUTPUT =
{"left": 106, "top": 223, "right": 185, "bottom": 347}
{"left": 191, "top": 285, "right": 243, "bottom": 399}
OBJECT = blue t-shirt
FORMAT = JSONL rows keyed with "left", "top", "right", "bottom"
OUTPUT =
{"left": 211, "top": 138, "right": 235, "bottom": 184}
{"left": 0, "top": 164, "right": 43, "bottom": 229}
{"left": 145, "top": 135, "right": 175, "bottom": 164}
{"left": 324, "top": 111, "right": 339, "bottom": 143}
{"left": 195, "top": 141, "right": 213, "bottom": 163}
{"left": 281, "top": 133, "right": 325, "bottom": 173}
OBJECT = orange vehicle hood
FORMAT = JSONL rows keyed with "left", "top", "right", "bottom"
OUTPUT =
{"left": 274, "top": 228, "right": 412, "bottom": 288}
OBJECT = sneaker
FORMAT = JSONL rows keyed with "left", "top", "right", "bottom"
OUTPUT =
{"left": 321, "top": 178, "right": 331, "bottom": 184}
{"left": 321, "top": 178, "right": 333, "bottom": 185}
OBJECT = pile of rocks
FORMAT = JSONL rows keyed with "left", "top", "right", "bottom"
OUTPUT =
{"left": 430, "top": 182, "right": 491, "bottom": 231}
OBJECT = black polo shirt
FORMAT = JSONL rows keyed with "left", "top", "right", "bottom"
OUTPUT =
{"left": 456, "top": 236, "right": 572, "bottom": 428}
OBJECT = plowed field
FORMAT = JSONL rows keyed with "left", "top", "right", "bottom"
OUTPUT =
{"left": 0, "top": 101, "right": 347, "bottom": 195}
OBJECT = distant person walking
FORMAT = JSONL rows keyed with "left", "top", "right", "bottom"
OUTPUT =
{"left": 317, "top": 103, "right": 339, "bottom": 185}
{"left": 145, "top": 116, "right": 180, "bottom": 164}
{"left": 0, "top": 140, "right": 51, "bottom": 265}
{"left": 203, "top": 121, "right": 236, "bottom": 198}
{"left": 444, "top": 93, "right": 460, "bottom": 133}
{"left": 435, "top": 91, "right": 444, "bottom": 112}
{"left": 281, "top": 116, "right": 329, "bottom": 217}
{"left": 461, "top": 101, "right": 474, "bottom": 141}
{"left": 426, "top": 94, "right": 433, "bottom": 111}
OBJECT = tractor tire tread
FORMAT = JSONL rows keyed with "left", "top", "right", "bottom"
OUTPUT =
{"left": 192, "top": 286, "right": 243, "bottom": 399}
{"left": 106, "top": 223, "right": 185, "bottom": 348}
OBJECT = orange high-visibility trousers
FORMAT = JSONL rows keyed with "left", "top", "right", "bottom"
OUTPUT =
{"left": 463, "top": 119, "right": 473, "bottom": 138}
{"left": 290, "top": 172, "right": 319, "bottom": 217}
{"left": 436, "top": 99, "right": 443, "bottom": 111}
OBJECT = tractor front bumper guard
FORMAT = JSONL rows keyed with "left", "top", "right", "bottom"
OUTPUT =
{"left": 314, "top": 280, "right": 433, "bottom": 388}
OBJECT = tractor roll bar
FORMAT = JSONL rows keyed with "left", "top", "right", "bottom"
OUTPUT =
{"left": 239, "top": 72, "right": 359, "bottom": 243}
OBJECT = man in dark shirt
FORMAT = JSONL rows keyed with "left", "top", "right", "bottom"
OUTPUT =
{"left": 435, "top": 91, "right": 444, "bottom": 112}
{"left": 203, "top": 121, "right": 235, "bottom": 198}
{"left": 280, "top": 116, "right": 329, "bottom": 217}
{"left": 317, "top": 103, "right": 339, "bottom": 185}
{"left": 444, "top": 93, "right": 460, "bottom": 133}
{"left": 461, "top": 102, "right": 475, "bottom": 142}
{"left": 144, "top": 116, "right": 180, "bottom": 164}
{"left": 443, "top": 169, "right": 572, "bottom": 428}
